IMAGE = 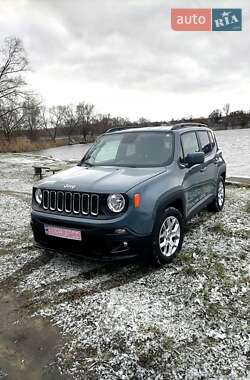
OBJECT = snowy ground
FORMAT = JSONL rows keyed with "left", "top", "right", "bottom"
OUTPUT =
{"left": 0, "top": 153, "right": 249, "bottom": 379}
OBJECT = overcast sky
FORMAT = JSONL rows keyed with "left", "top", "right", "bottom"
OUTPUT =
{"left": 0, "top": 0, "right": 249, "bottom": 121}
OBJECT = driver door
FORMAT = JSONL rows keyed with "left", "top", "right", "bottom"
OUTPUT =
{"left": 180, "top": 131, "right": 204, "bottom": 217}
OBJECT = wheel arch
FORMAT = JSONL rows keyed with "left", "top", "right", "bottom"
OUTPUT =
{"left": 153, "top": 191, "right": 186, "bottom": 224}
{"left": 220, "top": 171, "right": 226, "bottom": 182}
{"left": 217, "top": 164, "right": 226, "bottom": 183}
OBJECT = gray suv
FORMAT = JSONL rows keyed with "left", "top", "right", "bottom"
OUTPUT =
{"left": 31, "top": 123, "right": 226, "bottom": 265}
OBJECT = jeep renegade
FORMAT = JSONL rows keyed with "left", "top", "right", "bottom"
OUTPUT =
{"left": 31, "top": 123, "right": 226, "bottom": 265}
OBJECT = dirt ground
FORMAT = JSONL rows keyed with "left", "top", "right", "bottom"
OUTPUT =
{"left": 0, "top": 153, "right": 249, "bottom": 380}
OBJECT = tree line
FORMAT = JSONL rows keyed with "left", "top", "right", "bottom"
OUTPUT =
{"left": 0, "top": 37, "right": 133, "bottom": 144}
{"left": 0, "top": 37, "right": 249, "bottom": 145}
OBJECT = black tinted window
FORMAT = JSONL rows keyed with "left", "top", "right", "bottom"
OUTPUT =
{"left": 198, "top": 131, "right": 212, "bottom": 154}
{"left": 181, "top": 132, "right": 199, "bottom": 158}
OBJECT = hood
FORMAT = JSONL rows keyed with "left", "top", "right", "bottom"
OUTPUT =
{"left": 36, "top": 165, "right": 165, "bottom": 193}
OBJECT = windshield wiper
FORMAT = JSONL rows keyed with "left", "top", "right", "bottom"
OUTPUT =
{"left": 82, "top": 160, "right": 94, "bottom": 167}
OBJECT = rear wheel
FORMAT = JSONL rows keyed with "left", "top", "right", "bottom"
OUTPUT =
{"left": 208, "top": 176, "right": 225, "bottom": 212}
{"left": 152, "top": 207, "right": 184, "bottom": 265}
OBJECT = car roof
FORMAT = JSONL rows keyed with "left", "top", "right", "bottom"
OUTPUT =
{"left": 105, "top": 123, "right": 212, "bottom": 135}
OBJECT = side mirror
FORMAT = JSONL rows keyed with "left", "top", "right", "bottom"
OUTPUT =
{"left": 217, "top": 148, "right": 223, "bottom": 157}
{"left": 185, "top": 152, "right": 205, "bottom": 167}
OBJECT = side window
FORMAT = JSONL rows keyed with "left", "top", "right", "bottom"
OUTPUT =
{"left": 198, "top": 131, "right": 212, "bottom": 155}
{"left": 181, "top": 132, "right": 199, "bottom": 159}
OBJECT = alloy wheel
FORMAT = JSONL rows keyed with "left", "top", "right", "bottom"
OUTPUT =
{"left": 218, "top": 180, "right": 224, "bottom": 208}
{"left": 158, "top": 216, "right": 181, "bottom": 257}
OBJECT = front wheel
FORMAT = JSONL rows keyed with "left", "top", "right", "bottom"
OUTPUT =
{"left": 152, "top": 207, "right": 184, "bottom": 265}
{"left": 207, "top": 176, "right": 225, "bottom": 212}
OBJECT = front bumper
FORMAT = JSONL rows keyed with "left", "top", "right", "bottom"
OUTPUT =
{"left": 31, "top": 211, "right": 151, "bottom": 261}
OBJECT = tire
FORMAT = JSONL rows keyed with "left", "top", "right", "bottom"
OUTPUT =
{"left": 207, "top": 176, "right": 225, "bottom": 212}
{"left": 152, "top": 207, "right": 184, "bottom": 265}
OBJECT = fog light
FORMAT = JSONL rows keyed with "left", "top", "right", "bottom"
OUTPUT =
{"left": 114, "top": 228, "right": 127, "bottom": 235}
{"left": 123, "top": 241, "right": 128, "bottom": 248}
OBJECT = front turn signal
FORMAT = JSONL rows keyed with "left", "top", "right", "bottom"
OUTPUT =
{"left": 133, "top": 193, "right": 141, "bottom": 208}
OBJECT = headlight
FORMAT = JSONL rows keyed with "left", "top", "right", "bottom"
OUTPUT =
{"left": 35, "top": 188, "right": 42, "bottom": 205}
{"left": 107, "top": 193, "right": 125, "bottom": 213}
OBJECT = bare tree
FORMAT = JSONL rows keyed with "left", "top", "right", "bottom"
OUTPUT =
{"left": 64, "top": 105, "right": 77, "bottom": 144}
{"left": 22, "top": 94, "right": 42, "bottom": 140}
{"left": 112, "top": 116, "right": 130, "bottom": 129}
{"left": 222, "top": 103, "right": 231, "bottom": 129}
{"left": 0, "top": 105, "right": 25, "bottom": 142}
{"left": 0, "top": 37, "right": 29, "bottom": 115}
{"left": 85, "top": 103, "right": 94, "bottom": 138}
{"left": 223, "top": 103, "right": 230, "bottom": 117}
{"left": 48, "top": 105, "right": 67, "bottom": 141}
{"left": 138, "top": 117, "right": 150, "bottom": 127}
{"left": 76, "top": 102, "right": 94, "bottom": 141}
{"left": 39, "top": 106, "right": 49, "bottom": 136}
{"left": 209, "top": 109, "right": 222, "bottom": 124}
{"left": 92, "top": 113, "right": 112, "bottom": 134}
{"left": 0, "top": 37, "right": 31, "bottom": 143}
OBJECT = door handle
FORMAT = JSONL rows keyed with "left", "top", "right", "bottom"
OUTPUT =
{"left": 200, "top": 167, "right": 207, "bottom": 172}
{"left": 213, "top": 157, "right": 219, "bottom": 165}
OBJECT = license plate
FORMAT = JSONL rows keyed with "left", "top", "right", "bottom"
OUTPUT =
{"left": 44, "top": 225, "right": 82, "bottom": 241}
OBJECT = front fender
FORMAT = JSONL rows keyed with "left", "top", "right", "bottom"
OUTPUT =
{"left": 127, "top": 168, "right": 185, "bottom": 235}
{"left": 152, "top": 189, "right": 185, "bottom": 223}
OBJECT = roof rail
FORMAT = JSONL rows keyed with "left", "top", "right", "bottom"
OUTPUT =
{"left": 171, "top": 123, "right": 208, "bottom": 131}
{"left": 105, "top": 127, "right": 129, "bottom": 134}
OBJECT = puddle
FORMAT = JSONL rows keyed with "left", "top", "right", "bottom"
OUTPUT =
{"left": 0, "top": 290, "right": 67, "bottom": 380}
{"left": 0, "top": 249, "right": 9, "bottom": 257}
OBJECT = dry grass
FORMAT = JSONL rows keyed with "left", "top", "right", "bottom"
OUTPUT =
{"left": 0, "top": 137, "right": 68, "bottom": 153}
{"left": 0, "top": 135, "right": 95, "bottom": 153}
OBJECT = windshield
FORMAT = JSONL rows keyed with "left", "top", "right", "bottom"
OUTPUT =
{"left": 82, "top": 131, "right": 174, "bottom": 167}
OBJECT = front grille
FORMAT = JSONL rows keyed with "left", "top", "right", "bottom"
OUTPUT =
{"left": 41, "top": 190, "right": 100, "bottom": 216}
